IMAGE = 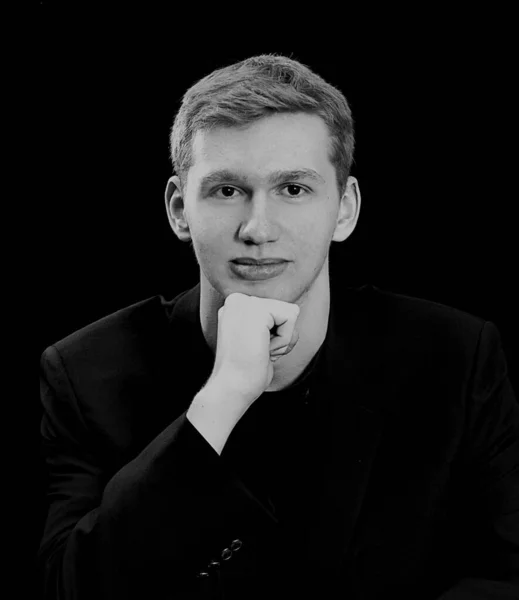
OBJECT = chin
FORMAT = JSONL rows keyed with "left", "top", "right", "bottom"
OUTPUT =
{"left": 232, "top": 279, "right": 294, "bottom": 299}
{"left": 207, "top": 269, "right": 302, "bottom": 304}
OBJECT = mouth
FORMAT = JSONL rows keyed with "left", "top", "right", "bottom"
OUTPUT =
{"left": 229, "top": 260, "right": 289, "bottom": 281}
{"left": 231, "top": 259, "right": 287, "bottom": 266}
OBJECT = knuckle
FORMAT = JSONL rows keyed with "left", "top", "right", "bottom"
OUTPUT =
{"left": 225, "top": 293, "right": 236, "bottom": 304}
{"left": 228, "top": 292, "right": 247, "bottom": 305}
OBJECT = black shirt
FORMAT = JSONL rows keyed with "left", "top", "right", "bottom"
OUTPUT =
{"left": 220, "top": 341, "right": 329, "bottom": 588}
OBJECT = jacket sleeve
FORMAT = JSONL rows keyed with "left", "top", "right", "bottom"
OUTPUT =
{"left": 38, "top": 344, "right": 272, "bottom": 600}
{"left": 436, "top": 321, "right": 519, "bottom": 599}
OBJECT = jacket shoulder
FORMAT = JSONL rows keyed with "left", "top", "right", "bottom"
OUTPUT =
{"left": 43, "top": 295, "right": 175, "bottom": 365}
{"left": 362, "top": 285, "right": 504, "bottom": 408}
{"left": 365, "top": 284, "right": 489, "bottom": 354}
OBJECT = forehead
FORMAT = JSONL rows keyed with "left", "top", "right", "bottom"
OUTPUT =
{"left": 189, "top": 112, "right": 333, "bottom": 177}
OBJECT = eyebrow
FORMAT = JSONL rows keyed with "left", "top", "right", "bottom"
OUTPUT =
{"left": 199, "top": 168, "right": 326, "bottom": 190}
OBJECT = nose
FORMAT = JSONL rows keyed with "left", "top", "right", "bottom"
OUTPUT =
{"left": 237, "top": 194, "right": 280, "bottom": 244}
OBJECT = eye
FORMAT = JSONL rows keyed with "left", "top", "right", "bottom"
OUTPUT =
{"left": 281, "top": 184, "right": 308, "bottom": 198}
{"left": 212, "top": 186, "right": 240, "bottom": 198}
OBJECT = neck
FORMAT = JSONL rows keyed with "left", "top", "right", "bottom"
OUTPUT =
{"left": 199, "top": 259, "right": 331, "bottom": 392}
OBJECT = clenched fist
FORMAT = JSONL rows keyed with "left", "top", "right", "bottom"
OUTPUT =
{"left": 208, "top": 292, "right": 301, "bottom": 406}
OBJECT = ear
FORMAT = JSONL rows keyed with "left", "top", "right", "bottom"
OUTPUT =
{"left": 332, "top": 176, "right": 361, "bottom": 242}
{"left": 165, "top": 176, "right": 192, "bottom": 242}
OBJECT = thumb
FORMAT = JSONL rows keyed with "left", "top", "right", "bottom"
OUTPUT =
{"left": 286, "top": 327, "right": 300, "bottom": 353}
{"left": 271, "top": 328, "right": 300, "bottom": 357}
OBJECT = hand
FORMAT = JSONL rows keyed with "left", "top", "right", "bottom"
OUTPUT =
{"left": 208, "top": 292, "right": 301, "bottom": 406}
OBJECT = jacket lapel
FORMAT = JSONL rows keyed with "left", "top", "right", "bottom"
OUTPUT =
{"left": 304, "top": 283, "right": 400, "bottom": 573}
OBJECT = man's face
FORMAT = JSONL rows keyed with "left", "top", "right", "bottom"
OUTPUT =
{"left": 176, "top": 112, "right": 352, "bottom": 304}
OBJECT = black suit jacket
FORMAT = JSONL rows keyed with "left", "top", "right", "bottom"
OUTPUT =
{"left": 38, "top": 283, "right": 519, "bottom": 599}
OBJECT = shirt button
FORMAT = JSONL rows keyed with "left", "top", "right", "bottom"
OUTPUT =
{"left": 196, "top": 571, "right": 210, "bottom": 578}
{"left": 221, "top": 547, "right": 233, "bottom": 561}
{"left": 230, "top": 539, "right": 243, "bottom": 551}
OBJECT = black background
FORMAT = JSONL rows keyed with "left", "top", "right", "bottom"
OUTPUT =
{"left": 33, "top": 3, "right": 517, "bottom": 594}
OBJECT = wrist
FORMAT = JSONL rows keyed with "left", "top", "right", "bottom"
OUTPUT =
{"left": 187, "top": 381, "right": 248, "bottom": 455}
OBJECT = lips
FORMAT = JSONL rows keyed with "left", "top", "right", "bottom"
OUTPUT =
{"left": 229, "top": 259, "right": 289, "bottom": 281}
{"left": 232, "top": 259, "right": 286, "bottom": 265}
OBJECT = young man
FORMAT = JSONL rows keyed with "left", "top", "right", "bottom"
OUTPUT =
{"left": 38, "top": 54, "right": 519, "bottom": 599}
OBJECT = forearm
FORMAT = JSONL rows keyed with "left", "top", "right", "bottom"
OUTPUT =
{"left": 187, "top": 379, "right": 249, "bottom": 455}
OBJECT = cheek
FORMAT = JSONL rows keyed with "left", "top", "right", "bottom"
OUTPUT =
{"left": 296, "top": 219, "right": 332, "bottom": 251}
{"left": 191, "top": 228, "right": 228, "bottom": 267}
{"left": 195, "top": 237, "right": 219, "bottom": 257}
